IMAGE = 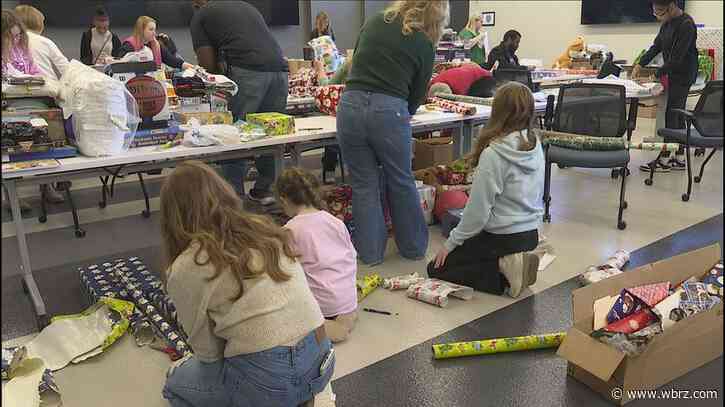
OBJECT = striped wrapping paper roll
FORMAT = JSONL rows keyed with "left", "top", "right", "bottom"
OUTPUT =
{"left": 627, "top": 142, "right": 680, "bottom": 152}
{"left": 432, "top": 332, "right": 567, "bottom": 359}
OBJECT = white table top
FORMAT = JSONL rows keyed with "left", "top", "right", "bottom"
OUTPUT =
{"left": 2, "top": 111, "right": 473, "bottom": 180}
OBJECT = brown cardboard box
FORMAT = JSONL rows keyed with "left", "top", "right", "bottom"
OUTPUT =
{"left": 637, "top": 104, "right": 658, "bottom": 119}
{"left": 288, "top": 59, "right": 312, "bottom": 75}
{"left": 413, "top": 137, "right": 455, "bottom": 170}
{"left": 557, "top": 244, "right": 724, "bottom": 405}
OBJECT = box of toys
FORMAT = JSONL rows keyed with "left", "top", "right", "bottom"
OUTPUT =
{"left": 557, "top": 244, "right": 723, "bottom": 405}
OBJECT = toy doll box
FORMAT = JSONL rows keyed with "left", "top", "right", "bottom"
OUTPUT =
{"left": 246, "top": 112, "right": 296, "bottom": 137}
{"left": 557, "top": 244, "right": 723, "bottom": 405}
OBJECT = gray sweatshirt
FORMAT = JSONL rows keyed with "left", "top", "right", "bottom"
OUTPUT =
{"left": 444, "top": 130, "right": 544, "bottom": 252}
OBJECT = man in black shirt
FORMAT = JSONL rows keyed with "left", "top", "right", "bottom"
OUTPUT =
{"left": 483, "top": 30, "right": 522, "bottom": 71}
{"left": 190, "top": 0, "right": 289, "bottom": 205}
{"left": 633, "top": 0, "right": 698, "bottom": 172}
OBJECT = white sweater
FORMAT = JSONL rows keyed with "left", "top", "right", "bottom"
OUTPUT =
{"left": 28, "top": 32, "right": 68, "bottom": 81}
{"left": 166, "top": 244, "right": 324, "bottom": 362}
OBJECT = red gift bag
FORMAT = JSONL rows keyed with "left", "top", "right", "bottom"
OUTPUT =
{"left": 315, "top": 85, "right": 346, "bottom": 116}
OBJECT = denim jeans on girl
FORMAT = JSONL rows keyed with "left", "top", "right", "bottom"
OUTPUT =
{"left": 336, "top": 90, "right": 429, "bottom": 265}
{"left": 162, "top": 330, "right": 334, "bottom": 407}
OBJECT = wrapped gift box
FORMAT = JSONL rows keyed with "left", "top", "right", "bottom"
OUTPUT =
{"left": 246, "top": 112, "right": 295, "bottom": 136}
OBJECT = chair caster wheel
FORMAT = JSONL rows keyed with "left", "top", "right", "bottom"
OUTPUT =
{"left": 611, "top": 170, "right": 619, "bottom": 179}
{"left": 39, "top": 215, "right": 47, "bottom": 223}
{"left": 617, "top": 221, "right": 627, "bottom": 230}
{"left": 557, "top": 164, "right": 567, "bottom": 169}
{"left": 694, "top": 176, "right": 701, "bottom": 183}
{"left": 622, "top": 201, "right": 628, "bottom": 210}
{"left": 543, "top": 215, "right": 551, "bottom": 223}
{"left": 37, "top": 315, "right": 50, "bottom": 330}
{"left": 644, "top": 179, "right": 653, "bottom": 186}
{"left": 99, "top": 201, "right": 107, "bottom": 209}
{"left": 141, "top": 210, "right": 151, "bottom": 218}
{"left": 681, "top": 194, "right": 690, "bottom": 202}
{"left": 75, "top": 229, "right": 86, "bottom": 238}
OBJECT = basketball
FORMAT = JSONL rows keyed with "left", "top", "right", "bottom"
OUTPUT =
{"left": 126, "top": 75, "right": 167, "bottom": 119}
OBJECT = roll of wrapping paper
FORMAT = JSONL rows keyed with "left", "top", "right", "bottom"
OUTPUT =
{"left": 426, "top": 97, "right": 477, "bottom": 115}
{"left": 436, "top": 93, "right": 493, "bottom": 106}
{"left": 357, "top": 274, "right": 382, "bottom": 302}
{"left": 627, "top": 142, "right": 680, "bottom": 152}
{"left": 432, "top": 332, "right": 567, "bottom": 359}
{"left": 542, "top": 131, "right": 680, "bottom": 152}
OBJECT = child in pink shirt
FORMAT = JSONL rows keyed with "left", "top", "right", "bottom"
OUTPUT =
{"left": 2, "top": 10, "right": 41, "bottom": 78}
{"left": 276, "top": 168, "right": 358, "bottom": 342}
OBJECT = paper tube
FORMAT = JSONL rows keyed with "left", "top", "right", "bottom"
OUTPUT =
{"left": 432, "top": 332, "right": 566, "bottom": 359}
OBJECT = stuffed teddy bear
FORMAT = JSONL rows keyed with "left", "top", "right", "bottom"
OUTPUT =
{"left": 553, "top": 36, "right": 586, "bottom": 69}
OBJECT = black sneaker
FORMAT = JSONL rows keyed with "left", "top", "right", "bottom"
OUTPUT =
{"left": 639, "top": 160, "right": 670, "bottom": 173}
{"left": 667, "top": 157, "right": 686, "bottom": 171}
{"left": 248, "top": 189, "right": 276, "bottom": 206}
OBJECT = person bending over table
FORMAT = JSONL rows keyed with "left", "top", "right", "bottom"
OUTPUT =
{"left": 428, "top": 63, "right": 492, "bottom": 96}
{"left": 336, "top": 0, "right": 450, "bottom": 266}
{"left": 484, "top": 29, "right": 522, "bottom": 71}
{"left": 120, "top": 16, "right": 193, "bottom": 71}
{"left": 430, "top": 82, "right": 543, "bottom": 298}
{"left": 459, "top": 15, "right": 486, "bottom": 67}
{"left": 632, "top": 0, "right": 698, "bottom": 173}
{"left": 190, "top": 0, "right": 289, "bottom": 205}
{"left": 80, "top": 6, "right": 122, "bottom": 66}
{"left": 160, "top": 161, "right": 334, "bottom": 407}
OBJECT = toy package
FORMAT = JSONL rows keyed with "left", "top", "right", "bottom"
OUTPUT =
{"left": 246, "top": 112, "right": 295, "bottom": 136}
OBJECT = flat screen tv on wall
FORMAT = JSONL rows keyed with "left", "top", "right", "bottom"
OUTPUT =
{"left": 19, "top": 0, "right": 300, "bottom": 27}
{"left": 581, "top": 0, "right": 686, "bottom": 25}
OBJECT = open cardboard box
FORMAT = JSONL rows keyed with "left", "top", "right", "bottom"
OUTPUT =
{"left": 557, "top": 244, "right": 723, "bottom": 405}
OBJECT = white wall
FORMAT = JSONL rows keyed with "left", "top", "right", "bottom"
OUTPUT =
{"left": 469, "top": 0, "right": 724, "bottom": 67}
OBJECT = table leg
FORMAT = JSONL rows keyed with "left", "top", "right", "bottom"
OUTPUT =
{"left": 5, "top": 180, "right": 48, "bottom": 327}
{"left": 462, "top": 122, "right": 474, "bottom": 157}
{"left": 274, "top": 147, "right": 286, "bottom": 176}
{"left": 654, "top": 92, "right": 667, "bottom": 139}
{"left": 453, "top": 123, "right": 466, "bottom": 159}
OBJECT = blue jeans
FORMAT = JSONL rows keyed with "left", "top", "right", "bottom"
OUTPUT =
{"left": 336, "top": 91, "right": 429, "bottom": 264}
{"left": 222, "top": 66, "right": 289, "bottom": 195}
{"left": 163, "top": 331, "right": 334, "bottom": 407}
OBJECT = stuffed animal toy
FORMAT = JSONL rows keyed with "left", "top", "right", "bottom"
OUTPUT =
{"left": 553, "top": 36, "right": 586, "bottom": 69}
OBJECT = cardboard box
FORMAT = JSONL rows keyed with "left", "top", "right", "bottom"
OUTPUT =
{"left": 557, "top": 244, "right": 724, "bottom": 405}
{"left": 246, "top": 112, "right": 295, "bottom": 136}
{"left": 413, "top": 137, "right": 455, "bottom": 170}
{"left": 176, "top": 111, "right": 233, "bottom": 125}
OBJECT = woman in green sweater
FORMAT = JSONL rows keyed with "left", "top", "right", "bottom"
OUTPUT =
{"left": 336, "top": 0, "right": 449, "bottom": 265}
{"left": 459, "top": 15, "right": 486, "bottom": 67}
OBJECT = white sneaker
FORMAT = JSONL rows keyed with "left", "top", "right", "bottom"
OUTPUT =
{"left": 500, "top": 253, "right": 525, "bottom": 298}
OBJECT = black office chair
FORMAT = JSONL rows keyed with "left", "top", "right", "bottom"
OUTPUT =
{"left": 494, "top": 68, "right": 535, "bottom": 91}
{"left": 543, "top": 83, "right": 630, "bottom": 230}
{"left": 644, "top": 80, "right": 723, "bottom": 202}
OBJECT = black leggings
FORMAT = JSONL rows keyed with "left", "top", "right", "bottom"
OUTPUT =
{"left": 428, "top": 229, "right": 538, "bottom": 295}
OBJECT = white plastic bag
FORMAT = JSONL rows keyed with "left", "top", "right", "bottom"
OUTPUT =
{"left": 58, "top": 60, "right": 140, "bottom": 157}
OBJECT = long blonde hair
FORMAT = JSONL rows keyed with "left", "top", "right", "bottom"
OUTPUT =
{"left": 132, "top": 15, "right": 156, "bottom": 45}
{"left": 160, "top": 161, "right": 297, "bottom": 298}
{"left": 464, "top": 15, "right": 481, "bottom": 34}
{"left": 469, "top": 82, "right": 537, "bottom": 168}
{"left": 2, "top": 10, "right": 30, "bottom": 64}
{"left": 14, "top": 5, "right": 44, "bottom": 34}
{"left": 384, "top": 0, "right": 450, "bottom": 45}
{"left": 315, "top": 11, "right": 330, "bottom": 35}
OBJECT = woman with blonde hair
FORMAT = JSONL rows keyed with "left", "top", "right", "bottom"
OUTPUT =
{"left": 160, "top": 161, "right": 334, "bottom": 407}
{"left": 430, "top": 82, "right": 544, "bottom": 298}
{"left": 311, "top": 11, "right": 335, "bottom": 41}
{"left": 336, "top": 0, "right": 449, "bottom": 266}
{"left": 120, "top": 16, "right": 193, "bottom": 70}
{"left": 14, "top": 5, "right": 68, "bottom": 81}
{"left": 459, "top": 15, "right": 486, "bottom": 66}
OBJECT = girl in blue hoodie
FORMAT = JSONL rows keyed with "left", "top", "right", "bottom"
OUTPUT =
{"left": 429, "top": 82, "right": 544, "bottom": 298}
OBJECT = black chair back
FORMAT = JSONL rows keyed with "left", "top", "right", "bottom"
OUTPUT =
{"left": 494, "top": 68, "right": 534, "bottom": 91}
{"left": 553, "top": 83, "right": 627, "bottom": 138}
{"left": 692, "top": 80, "right": 723, "bottom": 138}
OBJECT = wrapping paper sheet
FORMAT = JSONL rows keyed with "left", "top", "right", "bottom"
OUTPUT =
{"left": 592, "top": 323, "right": 662, "bottom": 357}
{"left": 357, "top": 274, "right": 382, "bottom": 301}
{"left": 383, "top": 273, "right": 425, "bottom": 291}
{"left": 578, "top": 249, "right": 630, "bottom": 285}
{"left": 653, "top": 288, "right": 687, "bottom": 331}
{"left": 426, "top": 97, "right": 477, "bottom": 116}
{"left": 703, "top": 263, "right": 724, "bottom": 297}
{"left": 2, "top": 358, "right": 47, "bottom": 407}
{"left": 432, "top": 332, "right": 566, "bottom": 359}
{"left": 407, "top": 279, "right": 473, "bottom": 308}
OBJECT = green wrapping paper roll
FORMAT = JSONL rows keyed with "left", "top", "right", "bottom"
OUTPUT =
{"left": 432, "top": 332, "right": 567, "bottom": 359}
{"left": 436, "top": 93, "right": 493, "bottom": 106}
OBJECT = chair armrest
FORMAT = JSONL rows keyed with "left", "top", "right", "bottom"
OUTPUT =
{"left": 672, "top": 108, "right": 694, "bottom": 118}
